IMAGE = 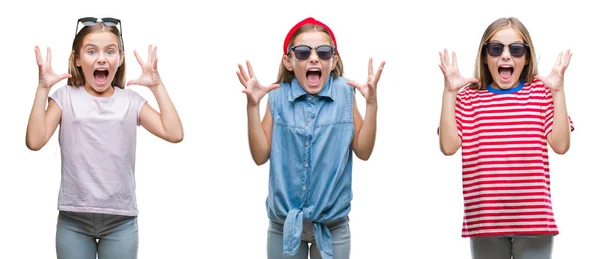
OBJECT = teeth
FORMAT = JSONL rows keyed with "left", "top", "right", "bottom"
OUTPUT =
{"left": 500, "top": 65, "right": 512, "bottom": 68}
{"left": 308, "top": 68, "right": 320, "bottom": 71}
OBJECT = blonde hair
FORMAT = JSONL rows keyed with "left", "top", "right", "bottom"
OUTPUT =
{"left": 67, "top": 23, "right": 126, "bottom": 89}
{"left": 472, "top": 17, "right": 537, "bottom": 90}
{"left": 276, "top": 24, "right": 344, "bottom": 84}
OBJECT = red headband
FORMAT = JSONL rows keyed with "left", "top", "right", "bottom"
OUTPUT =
{"left": 283, "top": 17, "right": 337, "bottom": 55}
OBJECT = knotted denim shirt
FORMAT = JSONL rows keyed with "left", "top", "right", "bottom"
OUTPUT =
{"left": 266, "top": 75, "right": 355, "bottom": 258}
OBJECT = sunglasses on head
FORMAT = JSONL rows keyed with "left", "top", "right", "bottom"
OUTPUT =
{"left": 483, "top": 42, "right": 529, "bottom": 58}
{"left": 75, "top": 17, "right": 124, "bottom": 51}
{"left": 289, "top": 45, "right": 335, "bottom": 61}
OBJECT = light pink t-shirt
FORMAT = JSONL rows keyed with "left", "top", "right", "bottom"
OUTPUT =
{"left": 49, "top": 85, "right": 147, "bottom": 216}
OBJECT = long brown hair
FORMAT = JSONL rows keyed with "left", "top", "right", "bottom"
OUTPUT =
{"left": 472, "top": 17, "right": 537, "bottom": 90}
{"left": 276, "top": 24, "right": 344, "bottom": 84}
{"left": 67, "top": 23, "right": 126, "bottom": 88}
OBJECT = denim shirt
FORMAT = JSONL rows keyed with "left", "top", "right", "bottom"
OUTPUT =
{"left": 267, "top": 75, "right": 354, "bottom": 259}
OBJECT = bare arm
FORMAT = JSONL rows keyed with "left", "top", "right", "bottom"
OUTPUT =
{"left": 348, "top": 58, "right": 385, "bottom": 161}
{"left": 25, "top": 88, "right": 61, "bottom": 150}
{"left": 138, "top": 84, "right": 184, "bottom": 143}
{"left": 236, "top": 60, "right": 279, "bottom": 165}
{"left": 128, "top": 45, "right": 183, "bottom": 143}
{"left": 536, "top": 50, "right": 573, "bottom": 155}
{"left": 437, "top": 49, "right": 478, "bottom": 156}
{"left": 351, "top": 97, "right": 377, "bottom": 160}
{"left": 26, "top": 46, "right": 70, "bottom": 151}
{"left": 439, "top": 91, "right": 461, "bottom": 155}
{"left": 247, "top": 102, "right": 273, "bottom": 165}
{"left": 546, "top": 91, "right": 570, "bottom": 154}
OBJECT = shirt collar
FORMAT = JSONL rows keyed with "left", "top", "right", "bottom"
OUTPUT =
{"left": 289, "top": 76, "right": 335, "bottom": 101}
{"left": 486, "top": 80, "right": 524, "bottom": 94}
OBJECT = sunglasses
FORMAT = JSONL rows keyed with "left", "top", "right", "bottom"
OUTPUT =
{"left": 289, "top": 45, "right": 335, "bottom": 61}
{"left": 75, "top": 17, "right": 124, "bottom": 51}
{"left": 483, "top": 42, "right": 529, "bottom": 58}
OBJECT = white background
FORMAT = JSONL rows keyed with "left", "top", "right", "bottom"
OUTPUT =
{"left": 1, "top": 0, "right": 598, "bottom": 258}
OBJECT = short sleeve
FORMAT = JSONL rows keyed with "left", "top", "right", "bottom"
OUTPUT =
{"left": 129, "top": 90, "right": 147, "bottom": 126}
{"left": 543, "top": 86, "right": 574, "bottom": 138}
{"left": 436, "top": 92, "right": 464, "bottom": 139}
{"left": 455, "top": 94, "right": 464, "bottom": 139}
{"left": 48, "top": 85, "right": 68, "bottom": 110}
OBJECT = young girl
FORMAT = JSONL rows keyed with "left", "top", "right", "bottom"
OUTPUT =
{"left": 236, "top": 17, "right": 385, "bottom": 259}
{"left": 438, "top": 17, "right": 573, "bottom": 259}
{"left": 25, "top": 17, "right": 183, "bottom": 259}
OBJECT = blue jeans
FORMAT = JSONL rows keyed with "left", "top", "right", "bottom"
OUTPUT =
{"left": 470, "top": 235, "right": 554, "bottom": 259}
{"left": 56, "top": 211, "right": 138, "bottom": 259}
{"left": 267, "top": 217, "right": 351, "bottom": 259}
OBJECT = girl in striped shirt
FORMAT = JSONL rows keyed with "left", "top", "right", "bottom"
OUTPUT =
{"left": 438, "top": 17, "right": 574, "bottom": 259}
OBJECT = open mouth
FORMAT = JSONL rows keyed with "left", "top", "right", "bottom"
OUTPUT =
{"left": 498, "top": 65, "right": 514, "bottom": 81}
{"left": 94, "top": 69, "right": 109, "bottom": 84}
{"left": 306, "top": 68, "right": 321, "bottom": 86}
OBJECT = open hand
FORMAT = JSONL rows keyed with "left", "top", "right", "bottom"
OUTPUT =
{"left": 348, "top": 58, "right": 385, "bottom": 105}
{"left": 236, "top": 60, "right": 280, "bottom": 106}
{"left": 127, "top": 44, "right": 162, "bottom": 88}
{"left": 438, "top": 49, "right": 478, "bottom": 92}
{"left": 35, "top": 46, "right": 71, "bottom": 89}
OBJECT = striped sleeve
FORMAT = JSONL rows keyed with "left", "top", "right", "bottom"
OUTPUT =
{"left": 455, "top": 92, "right": 464, "bottom": 139}
{"left": 543, "top": 86, "right": 574, "bottom": 138}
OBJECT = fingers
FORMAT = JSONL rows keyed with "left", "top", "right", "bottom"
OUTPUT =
{"left": 554, "top": 51, "right": 563, "bottom": 67}
{"left": 152, "top": 45, "right": 157, "bottom": 63}
{"left": 438, "top": 64, "right": 447, "bottom": 75}
{"left": 368, "top": 58, "right": 373, "bottom": 77}
{"left": 439, "top": 50, "right": 447, "bottom": 68}
{"left": 347, "top": 80, "right": 360, "bottom": 89}
{"left": 35, "top": 46, "right": 43, "bottom": 66}
{"left": 467, "top": 77, "right": 480, "bottom": 85}
{"left": 267, "top": 83, "right": 281, "bottom": 92}
{"left": 237, "top": 63, "right": 249, "bottom": 82}
{"left": 372, "top": 61, "right": 386, "bottom": 85}
{"left": 236, "top": 71, "right": 247, "bottom": 88}
{"left": 133, "top": 50, "right": 145, "bottom": 67}
{"left": 561, "top": 49, "right": 572, "bottom": 68}
{"left": 126, "top": 79, "right": 138, "bottom": 86}
{"left": 246, "top": 60, "right": 255, "bottom": 78}
{"left": 444, "top": 49, "right": 450, "bottom": 67}
{"left": 452, "top": 51, "right": 457, "bottom": 67}
{"left": 147, "top": 44, "right": 153, "bottom": 62}
{"left": 59, "top": 73, "right": 72, "bottom": 81}
{"left": 47, "top": 47, "right": 52, "bottom": 64}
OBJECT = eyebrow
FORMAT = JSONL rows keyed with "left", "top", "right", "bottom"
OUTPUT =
{"left": 489, "top": 40, "right": 525, "bottom": 44}
{"left": 83, "top": 43, "right": 118, "bottom": 48}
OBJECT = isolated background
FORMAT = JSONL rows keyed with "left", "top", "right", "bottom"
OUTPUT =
{"left": 1, "top": 0, "right": 598, "bottom": 258}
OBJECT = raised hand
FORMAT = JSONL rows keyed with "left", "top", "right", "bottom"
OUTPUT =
{"left": 348, "top": 58, "right": 385, "bottom": 105}
{"left": 127, "top": 45, "right": 162, "bottom": 88}
{"left": 438, "top": 49, "right": 479, "bottom": 92}
{"left": 236, "top": 61, "right": 280, "bottom": 106}
{"left": 35, "top": 46, "right": 71, "bottom": 89}
{"left": 535, "top": 49, "right": 572, "bottom": 92}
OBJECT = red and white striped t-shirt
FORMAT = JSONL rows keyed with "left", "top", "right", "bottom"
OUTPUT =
{"left": 455, "top": 78, "right": 574, "bottom": 237}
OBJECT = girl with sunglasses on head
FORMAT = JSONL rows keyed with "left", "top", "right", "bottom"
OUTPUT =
{"left": 236, "top": 17, "right": 385, "bottom": 259}
{"left": 25, "top": 17, "right": 183, "bottom": 259}
{"left": 438, "top": 17, "right": 574, "bottom": 259}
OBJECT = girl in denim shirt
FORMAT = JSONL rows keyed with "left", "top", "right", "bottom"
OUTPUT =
{"left": 237, "top": 17, "right": 385, "bottom": 259}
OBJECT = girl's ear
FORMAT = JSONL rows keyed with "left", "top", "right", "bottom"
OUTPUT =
{"left": 283, "top": 54, "right": 293, "bottom": 71}
{"left": 73, "top": 51, "right": 81, "bottom": 67}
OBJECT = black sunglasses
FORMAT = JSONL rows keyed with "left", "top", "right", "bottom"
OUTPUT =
{"left": 75, "top": 17, "right": 124, "bottom": 51}
{"left": 483, "top": 42, "right": 529, "bottom": 58}
{"left": 289, "top": 45, "right": 335, "bottom": 61}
